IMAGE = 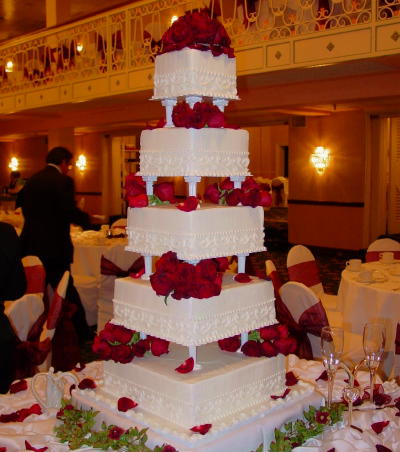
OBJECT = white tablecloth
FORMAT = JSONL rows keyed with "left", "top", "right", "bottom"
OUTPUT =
{"left": 338, "top": 260, "right": 400, "bottom": 376}
{"left": 0, "top": 358, "right": 398, "bottom": 452}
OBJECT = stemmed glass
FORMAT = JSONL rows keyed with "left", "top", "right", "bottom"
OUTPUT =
{"left": 343, "top": 385, "right": 361, "bottom": 426}
{"left": 321, "top": 326, "right": 344, "bottom": 408}
{"left": 363, "top": 322, "right": 385, "bottom": 403}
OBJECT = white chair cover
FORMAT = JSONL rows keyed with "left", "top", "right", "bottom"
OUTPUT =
{"left": 366, "top": 238, "right": 400, "bottom": 262}
{"left": 4, "top": 294, "right": 44, "bottom": 341}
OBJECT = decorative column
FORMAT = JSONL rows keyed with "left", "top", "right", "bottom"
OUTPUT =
{"left": 142, "top": 255, "right": 152, "bottom": 280}
{"left": 142, "top": 176, "right": 157, "bottom": 195}
{"left": 162, "top": 98, "right": 177, "bottom": 127}
{"left": 240, "top": 332, "right": 248, "bottom": 347}
{"left": 185, "top": 95, "right": 202, "bottom": 108}
{"left": 237, "top": 253, "right": 248, "bottom": 273}
{"left": 184, "top": 176, "right": 201, "bottom": 197}
{"left": 213, "top": 98, "right": 229, "bottom": 112}
{"left": 230, "top": 176, "right": 245, "bottom": 189}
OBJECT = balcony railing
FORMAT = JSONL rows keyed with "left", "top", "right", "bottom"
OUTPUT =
{"left": 0, "top": 0, "right": 399, "bottom": 99}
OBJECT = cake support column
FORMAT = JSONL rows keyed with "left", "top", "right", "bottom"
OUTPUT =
{"left": 189, "top": 345, "right": 200, "bottom": 369}
{"left": 143, "top": 176, "right": 157, "bottom": 196}
{"left": 142, "top": 255, "right": 152, "bottom": 280}
{"left": 161, "top": 98, "right": 177, "bottom": 127}
{"left": 240, "top": 332, "right": 248, "bottom": 347}
{"left": 237, "top": 253, "right": 248, "bottom": 273}
{"left": 213, "top": 98, "right": 229, "bottom": 112}
{"left": 230, "top": 176, "right": 245, "bottom": 189}
{"left": 185, "top": 95, "right": 202, "bottom": 108}
{"left": 184, "top": 176, "right": 201, "bottom": 197}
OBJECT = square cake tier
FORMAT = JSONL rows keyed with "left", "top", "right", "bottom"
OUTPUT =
{"left": 126, "top": 204, "right": 265, "bottom": 261}
{"left": 95, "top": 344, "right": 286, "bottom": 429}
{"left": 112, "top": 275, "right": 276, "bottom": 346}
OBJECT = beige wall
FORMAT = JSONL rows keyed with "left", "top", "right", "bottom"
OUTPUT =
{"left": 288, "top": 110, "right": 368, "bottom": 249}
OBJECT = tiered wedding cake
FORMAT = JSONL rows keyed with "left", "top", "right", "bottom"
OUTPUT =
{"left": 75, "top": 11, "right": 310, "bottom": 450}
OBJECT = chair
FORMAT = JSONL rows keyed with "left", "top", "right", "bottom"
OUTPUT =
{"left": 22, "top": 255, "right": 46, "bottom": 297}
{"left": 266, "top": 259, "right": 292, "bottom": 327}
{"left": 280, "top": 281, "right": 363, "bottom": 364}
{"left": 98, "top": 247, "right": 143, "bottom": 331}
{"left": 391, "top": 323, "right": 400, "bottom": 379}
{"left": 73, "top": 274, "right": 99, "bottom": 327}
{"left": 111, "top": 217, "right": 127, "bottom": 233}
{"left": 365, "top": 238, "right": 400, "bottom": 262}
{"left": 287, "top": 244, "right": 342, "bottom": 325}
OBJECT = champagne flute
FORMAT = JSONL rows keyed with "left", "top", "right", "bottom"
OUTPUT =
{"left": 321, "top": 326, "right": 344, "bottom": 408}
{"left": 343, "top": 385, "right": 361, "bottom": 426}
{"left": 363, "top": 323, "right": 385, "bottom": 403}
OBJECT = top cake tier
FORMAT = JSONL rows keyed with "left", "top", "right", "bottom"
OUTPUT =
{"left": 151, "top": 48, "right": 238, "bottom": 101}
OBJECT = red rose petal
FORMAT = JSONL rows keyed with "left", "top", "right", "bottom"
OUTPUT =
{"left": 271, "top": 388, "right": 291, "bottom": 400}
{"left": 0, "top": 447, "right": 6, "bottom": 452}
{"left": 175, "top": 357, "right": 195, "bottom": 374}
{"left": 73, "top": 363, "right": 86, "bottom": 372}
{"left": 9, "top": 379, "right": 28, "bottom": 394}
{"left": 117, "top": 397, "right": 138, "bottom": 412}
{"left": 285, "top": 371, "right": 299, "bottom": 386}
{"left": 376, "top": 446, "right": 392, "bottom": 452}
{"left": 190, "top": 423, "right": 212, "bottom": 435}
{"left": 234, "top": 273, "right": 252, "bottom": 283}
{"left": 24, "top": 441, "right": 48, "bottom": 452}
{"left": 371, "top": 421, "right": 390, "bottom": 434}
{"left": 316, "top": 370, "right": 328, "bottom": 381}
{"left": 127, "top": 193, "right": 148, "bottom": 208}
{"left": 78, "top": 378, "right": 97, "bottom": 390}
{"left": 129, "top": 267, "right": 145, "bottom": 279}
{"left": 177, "top": 196, "right": 198, "bottom": 212}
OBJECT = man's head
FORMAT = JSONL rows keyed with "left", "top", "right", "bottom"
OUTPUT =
{"left": 46, "top": 147, "right": 73, "bottom": 175}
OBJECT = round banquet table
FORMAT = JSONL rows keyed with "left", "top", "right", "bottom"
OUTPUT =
{"left": 0, "top": 358, "right": 399, "bottom": 452}
{"left": 338, "top": 260, "right": 400, "bottom": 376}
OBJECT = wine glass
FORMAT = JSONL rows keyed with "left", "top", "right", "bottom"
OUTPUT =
{"left": 321, "top": 326, "right": 344, "bottom": 408}
{"left": 363, "top": 323, "right": 385, "bottom": 403}
{"left": 343, "top": 385, "right": 361, "bottom": 426}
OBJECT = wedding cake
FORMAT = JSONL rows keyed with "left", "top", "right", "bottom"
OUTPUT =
{"left": 74, "top": 11, "right": 310, "bottom": 450}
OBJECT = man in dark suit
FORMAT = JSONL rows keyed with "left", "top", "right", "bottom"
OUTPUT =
{"left": 18, "top": 146, "right": 93, "bottom": 344}
{"left": 0, "top": 221, "right": 26, "bottom": 392}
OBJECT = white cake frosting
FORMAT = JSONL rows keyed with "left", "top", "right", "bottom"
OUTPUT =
{"left": 100, "top": 344, "right": 285, "bottom": 429}
{"left": 152, "top": 48, "right": 238, "bottom": 100}
{"left": 139, "top": 127, "right": 249, "bottom": 177}
{"left": 126, "top": 204, "right": 265, "bottom": 260}
{"left": 112, "top": 275, "right": 276, "bottom": 346}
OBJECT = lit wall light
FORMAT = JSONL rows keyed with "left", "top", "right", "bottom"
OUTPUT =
{"left": 310, "top": 146, "right": 330, "bottom": 175}
{"left": 170, "top": 15, "right": 178, "bottom": 24}
{"left": 8, "top": 156, "right": 19, "bottom": 171}
{"left": 76, "top": 42, "right": 84, "bottom": 53}
{"left": 5, "top": 60, "right": 14, "bottom": 73}
{"left": 76, "top": 154, "right": 87, "bottom": 172}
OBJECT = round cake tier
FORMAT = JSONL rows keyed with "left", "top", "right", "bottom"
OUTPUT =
{"left": 112, "top": 275, "right": 276, "bottom": 346}
{"left": 126, "top": 204, "right": 265, "bottom": 260}
{"left": 151, "top": 48, "right": 238, "bottom": 100}
{"left": 139, "top": 127, "right": 249, "bottom": 177}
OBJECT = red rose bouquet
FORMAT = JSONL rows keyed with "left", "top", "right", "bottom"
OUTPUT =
{"left": 93, "top": 322, "right": 169, "bottom": 363}
{"left": 160, "top": 10, "right": 234, "bottom": 58}
{"left": 172, "top": 101, "right": 227, "bottom": 129}
{"left": 125, "top": 174, "right": 177, "bottom": 208}
{"left": 218, "top": 323, "right": 297, "bottom": 357}
{"left": 150, "top": 251, "right": 228, "bottom": 302}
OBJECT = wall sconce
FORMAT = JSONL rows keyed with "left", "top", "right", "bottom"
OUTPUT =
{"left": 5, "top": 60, "right": 14, "bottom": 73}
{"left": 8, "top": 157, "right": 19, "bottom": 171}
{"left": 170, "top": 15, "right": 178, "bottom": 24}
{"left": 310, "top": 146, "right": 330, "bottom": 175}
{"left": 76, "top": 42, "right": 84, "bottom": 53}
{"left": 76, "top": 154, "right": 87, "bottom": 172}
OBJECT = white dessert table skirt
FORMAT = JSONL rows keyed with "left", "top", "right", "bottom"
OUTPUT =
{"left": 1, "top": 358, "right": 399, "bottom": 452}
{"left": 338, "top": 261, "right": 400, "bottom": 375}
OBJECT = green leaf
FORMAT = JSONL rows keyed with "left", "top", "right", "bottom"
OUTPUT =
{"left": 248, "top": 330, "right": 261, "bottom": 341}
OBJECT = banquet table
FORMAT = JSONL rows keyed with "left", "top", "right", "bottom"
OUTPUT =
{"left": 0, "top": 357, "right": 399, "bottom": 452}
{"left": 338, "top": 260, "right": 400, "bottom": 376}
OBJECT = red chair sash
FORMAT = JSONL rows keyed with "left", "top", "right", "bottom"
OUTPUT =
{"left": 14, "top": 338, "right": 51, "bottom": 379}
{"left": 288, "top": 261, "right": 321, "bottom": 288}
{"left": 24, "top": 265, "right": 46, "bottom": 294}
{"left": 268, "top": 269, "right": 283, "bottom": 296}
{"left": 100, "top": 256, "right": 144, "bottom": 278}
{"left": 47, "top": 292, "right": 64, "bottom": 330}
{"left": 366, "top": 250, "right": 400, "bottom": 262}
{"left": 396, "top": 323, "right": 400, "bottom": 355}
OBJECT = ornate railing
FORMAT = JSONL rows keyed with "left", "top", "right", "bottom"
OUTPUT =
{"left": 0, "top": 0, "right": 399, "bottom": 98}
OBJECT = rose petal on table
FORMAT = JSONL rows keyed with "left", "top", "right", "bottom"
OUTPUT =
{"left": 175, "top": 357, "right": 194, "bottom": 373}
{"left": 24, "top": 441, "right": 48, "bottom": 452}
{"left": 190, "top": 424, "right": 212, "bottom": 435}
{"left": 316, "top": 370, "right": 328, "bottom": 381}
{"left": 371, "top": 421, "right": 390, "bottom": 434}
{"left": 9, "top": 379, "right": 28, "bottom": 394}
{"left": 271, "top": 388, "right": 291, "bottom": 400}
{"left": 117, "top": 397, "right": 138, "bottom": 412}
{"left": 234, "top": 273, "right": 252, "bottom": 283}
{"left": 73, "top": 363, "right": 86, "bottom": 372}
{"left": 376, "top": 446, "right": 392, "bottom": 452}
{"left": 78, "top": 378, "right": 97, "bottom": 390}
{"left": 285, "top": 371, "right": 299, "bottom": 386}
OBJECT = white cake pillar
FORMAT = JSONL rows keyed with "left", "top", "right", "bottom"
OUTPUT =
{"left": 140, "top": 332, "right": 147, "bottom": 340}
{"left": 189, "top": 345, "right": 200, "bottom": 369}
{"left": 184, "top": 176, "right": 201, "bottom": 197}
{"left": 213, "top": 98, "right": 229, "bottom": 112}
{"left": 143, "top": 176, "right": 157, "bottom": 196}
{"left": 240, "top": 332, "right": 248, "bottom": 347}
{"left": 237, "top": 253, "right": 248, "bottom": 273}
{"left": 162, "top": 98, "right": 177, "bottom": 127}
{"left": 142, "top": 254, "right": 152, "bottom": 280}
{"left": 185, "top": 95, "right": 202, "bottom": 108}
{"left": 230, "top": 176, "right": 245, "bottom": 189}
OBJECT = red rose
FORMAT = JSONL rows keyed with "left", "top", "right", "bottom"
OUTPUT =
{"left": 125, "top": 173, "right": 146, "bottom": 198}
{"left": 261, "top": 340, "right": 277, "bottom": 357}
{"left": 241, "top": 340, "right": 262, "bottom": 357}
{"left": 108, "top": 425, "right": 125, "bottom": 440}
{"left": 241, "top": 188, "right": 261, "bottom": 207}
{"left": 191, "top": 275, "right": 222, "bottom": 299}
{"left": 9, "top": 379, "right": 28, "bottom": 394}
{"left": 242, "top": 177, "right": 259, "bottom": 192}
{"left": 276, "top": 324, "right": 289, "bottom": 338}
{"left": 190, "top": 423, "right": 212, "bottom": 435}
{"left": 259, "top": 325, "right": 279, "bottom": 341}
{"left": 127, "top": 193, "right": 148, "bottom": 208}
{"left": 150, "top": 272, "right": 175, "bottom": 297}
{"left": 274, "top": 337, "right": 297, "bottom": 355}
{"left": 154, "top": 182, "right": 176, "bottom": 203}
{"left": 214, "top": 256, "right": 229, "bottom": 272}
{"left": 111, "top": 344, "right": 134, "bottom": 364}
{"left": 218, "top": 335, "right": 241, "bottom": 352}
{"left": 204, "top": 183, "right": 221, "bottom": 204}
{"left": 195, "top": 259, "right": 218, "bottom": 282}
{"left": 24, "top": 441, "right": 48, "bottom": 452}
{"left": 213, "top": 22, "right": 232, "bottom": 49}
{"left": 259, "top": 190, "right": 272, "bottom": 207}
{"left": 172, "top": 262, "right": 195, "bottom": 300}
{"left": 132, "top": 341, "right": 147, "bottom": 358}
{"left": 234, "top": 273, "right": 252, "bottom": 283}
{"left": 155, "top": 251, "right": 179, "bottom": 274}
{"left": 285, "top": 371, "right": 299, "bottom": 386}
{"left": 112, "top": 325, "right": 134, "bottom": 344}
{"left": 118, "top": 397, "right": 138, "bottom": 412}
{"left": 161, "top": 445, "right": 177, "bottom": 452}
{"left": 316, "top": 410, "right": 330, "bottom": 425}
{"left": 219, "top": 178, "right": 233, "bottom": 191}
{"left": 177, "top": 196, "right": 198, "bottom": 212}
{"left": 189, "top": 11, "right": 217, "bottom": 44}
{"left": 226, "top": 188, "right": 242, "bottom": 206}
{"left": 207, "top": 107, "right": 226, "bottom": 128}
{"left": 151, "top": 337, "right": 169, "bottom": 356}
{"left": 175, "top": 357, "right": 194, "bottom": 373}
{"left": 92, "top": 336, "right": 112, "bottom": 360}
{"left": 78, "top": 378, "right": 97, "bottom": 390}
{"left": 189, "top": 104, "right": 208, "bottom": 129}
{"left": 172, "top": 101, "right": 192, "bottom": 127}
